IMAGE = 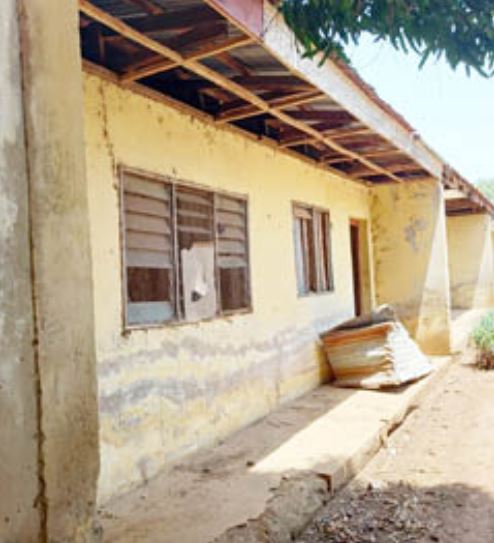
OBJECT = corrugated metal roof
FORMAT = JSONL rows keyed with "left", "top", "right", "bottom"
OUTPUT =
{"left": 78, "top": 0, "right": 494, "bottom": 212}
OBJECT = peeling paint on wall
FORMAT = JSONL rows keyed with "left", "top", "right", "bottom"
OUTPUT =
{"left": 84, "top": 72, "right": 373, "bottom": 503}
{"left": 404, "top": 218, "right": 427, "bottom": 252}
{"left": 0, "top": 2, "right": 40, "bottom": 540}
{"left": 370, "top": 179, "right": 451, "bottom": 355}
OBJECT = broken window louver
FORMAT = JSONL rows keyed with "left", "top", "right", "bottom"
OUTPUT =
{"left": 122, "top": 170, "right": 251, "bottom": 327}
{"left": 123, "top": 172, "right": 175, "bottom": 325}
{"left": 216, "top": 195, "right": 250, "bottom": 312}
{"left": 293, "top": 204, "right": 334, "bottom": 296}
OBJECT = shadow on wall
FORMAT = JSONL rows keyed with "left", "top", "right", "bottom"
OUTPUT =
{"left": 298, "top": 481, "right": 494, "bottom": 543}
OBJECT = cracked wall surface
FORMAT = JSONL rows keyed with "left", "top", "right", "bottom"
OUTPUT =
{"left": 83, "top": 73, "right": 374, "bottom": 502}
{"left": 0, "top": 1, "right": 41, "bottom": 540}
{"left": 19, "top": 1, "right": 100, "bottom": 540}
{"left": 370, "top": 179, "right": 451, "bottom": 355}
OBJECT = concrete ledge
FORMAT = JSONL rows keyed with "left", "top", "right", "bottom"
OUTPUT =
{"left": 213, "top": 357, "right": 452, "bottom": 543}
{"left": 101, "top": 357, "right": 452, "bottom": 543}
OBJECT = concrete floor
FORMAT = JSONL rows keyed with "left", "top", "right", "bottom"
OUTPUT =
{"left": 99, "top": 309, "right": 486, "bottom": 543}
{"left": 100, "top": 357, "right": 450, "bottom": 543}
{"left": 297, "top": 355, "right": 494, "bottom": 542}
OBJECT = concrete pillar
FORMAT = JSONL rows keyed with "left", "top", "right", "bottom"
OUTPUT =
{"left": 10, "top": 1, "right": 99, "bottom": 541}
{"left": 0, "top": 2, "right": 41, "bottom": 540}
{"left": 447, "top": 213, "right": 494, "bottom": 309}
{"left": 370, "top": 179, "right": 451, "bottom": 355}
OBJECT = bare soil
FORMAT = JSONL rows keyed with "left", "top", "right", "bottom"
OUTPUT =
{"left": 298, "top": 355, "right": 494, "bottom": 543}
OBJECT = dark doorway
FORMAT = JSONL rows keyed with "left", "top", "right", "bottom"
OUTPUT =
{"left": 350, "top": 220, "right": 362, "bottom": 317}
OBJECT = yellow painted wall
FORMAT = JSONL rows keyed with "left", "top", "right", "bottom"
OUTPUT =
{"left": 447, "top": 213, "right": 494, "bottom": 309}
{"left": 371, "top": 179, "right": 451, "bottom": 355}
{"left": 83, "top": 73, "right": 373, "bottom": 503}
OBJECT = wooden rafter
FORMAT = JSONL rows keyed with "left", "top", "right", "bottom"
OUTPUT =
{"left": 79, "top": 0, "right": 403, "bottom": 182}
{"left": 165, "top": 22, "right": 228, "bottom": 52}
{"left": 352, "top": 162, "right": 424, "bottom": 178}
{"left": 280, "top": 123, "right": 359, "bottom": 148}
{"left": 285, "top": 110, "right": 352, "bottom": 122}
{"left": 130, "top": 6, "right": 221, "bottom": 33}
{"left": 121, "top": 35, "right": 252, "bottom": 82}
{"left": 330, "top": 128, "right": 375, "bottom": 141}
{"left": 230, "top": 75, "right": 312, "bottom": 91}
{"left": 442, "top": 166, "right": 494, "bottom": 216}
{"left": 446, "top": 197, "right": 484, "bottom": 216}
{"left": 279, "top": 135, "right": 317, "bottom": 148}
{"left": 121, "top": 0, "right": 162, "bottom": 16}
{"left": 216, "top": 90, "right": 322, "bottom": 123}
{"left": 215, "top": 51, "right": 252, "bottom": 76}
{"left": 362, "top": 149, "right": 404, "bottom": 159}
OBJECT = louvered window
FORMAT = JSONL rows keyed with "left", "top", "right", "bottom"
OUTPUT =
{"left": 216, "top": 194, "right": 250, "bottom": 312}
{"left": 293, "top": 203, "right": 334, "bottom": 296}
{"left": 123, "top": 173, "right": 174, "bottom": 325}
{"left": 121, "top": 169, "right": 251, "bottom": 327}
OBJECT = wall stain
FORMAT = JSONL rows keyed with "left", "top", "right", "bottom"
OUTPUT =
{"left": 404, "top": 218, "right": 427, "bottom": 252}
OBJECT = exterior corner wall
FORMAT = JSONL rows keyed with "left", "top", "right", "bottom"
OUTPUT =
{"left": 20, "top": 1, "right": 100, "bottom": 540}
{"left": 370, "top": 179, "right": 451, "bottom": 355}
{"left": 447, "top": 213, "right": 494, "bottom": 309}
{"left": 83, "top": 72, "right": 374, "bottom": 503}
{"left": 0, "top": 1, "right": 41, "bottom": 540}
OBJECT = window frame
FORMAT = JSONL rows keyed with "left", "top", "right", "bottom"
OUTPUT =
{"left": 292, "top": 201, "right": 334, "bottom": 298}
{"left": 118, "top": 166, "right": 252, "bottom": 332}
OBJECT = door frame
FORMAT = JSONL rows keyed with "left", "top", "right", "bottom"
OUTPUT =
{"left": 349, "top": 219, "right": 363, "bottom": 317}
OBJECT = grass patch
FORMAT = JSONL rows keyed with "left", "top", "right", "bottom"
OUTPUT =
{"left": 471, "top": 312, "right": 494, "bottom": 370}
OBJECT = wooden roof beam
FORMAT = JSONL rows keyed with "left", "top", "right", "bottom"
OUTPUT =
{"left": 121, "top": 35, "right": 252, "bottom": 82}
{"left": 330, "top": 130, "right": 377, "bottom": 142}
{"left": 280, "top": 122, "right": 359, "bottom": 148}
{"left": 362, "top": 149, "right": 404, "bottom": 159}
{"left": 216, "top": 51, "right": 252, "bottom": 76}
{"left": 216, "top": 90, "right": 322, "bottom": 123}
{"left": 442, "top": 166, "right": 494, "bottom": 216}
{"left": 121, "top": 0, "right": 162, "bottom": 15}
{"left": 79, "top": 0, "right": 402, "bottom": 182}
{"left": 286, "top": 110, "right": 353, "bottom": 122}
{"left": 446, "top": 197, "right": 485, "bottom": 216}
{"left": 231, "top": 75, "right": 312, "bottom": 91}
{"left": 130, "top": 6, "right": 221, "bottom": 33}
{"left": 322, "top": 156, "right": 355, "bottom": 165}
{"left": 353, "top": 162, "right": 424, "bottom": 178}
{"left": 164, "top": 21, "right": 228, "bottom": 52}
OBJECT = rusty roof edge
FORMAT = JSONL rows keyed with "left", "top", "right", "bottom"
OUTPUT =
{"left": 338, "top": 58, "right": 494, "bottom": 215}
{"left": 259, "top": 1, "right": 494, "bottom": 215}
{"left": 260, "top": 3, "right": 442, "bottom": 176}
{"left": 443, "top": 166, "right": 494, "bottom": 216}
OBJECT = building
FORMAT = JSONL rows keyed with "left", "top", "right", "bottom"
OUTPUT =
{"left": 1, "top": 0, "right": 493, "bottom": 541}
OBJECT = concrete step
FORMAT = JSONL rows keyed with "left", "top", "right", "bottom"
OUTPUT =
{"left": 101, "top": 356, "right": 452, "bottom": 543}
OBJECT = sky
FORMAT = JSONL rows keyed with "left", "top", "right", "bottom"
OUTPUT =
{"left": 346, "top": 35, "right": 494, "bottom": 183}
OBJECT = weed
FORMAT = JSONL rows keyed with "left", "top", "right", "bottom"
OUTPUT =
{"left": 471, "top": 312, "right": 494, "bottom": 370}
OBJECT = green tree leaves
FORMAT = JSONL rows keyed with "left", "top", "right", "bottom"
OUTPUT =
{"left": 277, "top": 0, "right": 494, "bottom": 76}
{"left": 476, "top": 178, "right": 494, "bottom": 199}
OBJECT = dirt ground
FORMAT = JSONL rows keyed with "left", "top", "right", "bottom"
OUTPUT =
{"left": 297, "top": 355, "right": 494, "bottom": 543}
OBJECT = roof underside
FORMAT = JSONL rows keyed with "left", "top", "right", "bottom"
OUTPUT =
{"left": 78, "top": 0, "right": 494, "bottom": 215}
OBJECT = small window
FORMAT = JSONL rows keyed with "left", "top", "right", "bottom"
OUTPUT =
{"left": 293, "top": 204, "right": 333, "bottom": 296}
{"left": 123, "top": 173, "right": 175, "bottom": 326}
{"left": 216, "top": 194, "right": 250, "bottom": 313}
{"left": 121, "top": 170, "right": 251, "bottom": 327}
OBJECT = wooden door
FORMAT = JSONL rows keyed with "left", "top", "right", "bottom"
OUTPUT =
{"left": 350, "top": 220, "right": 362, "bottom": 317}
